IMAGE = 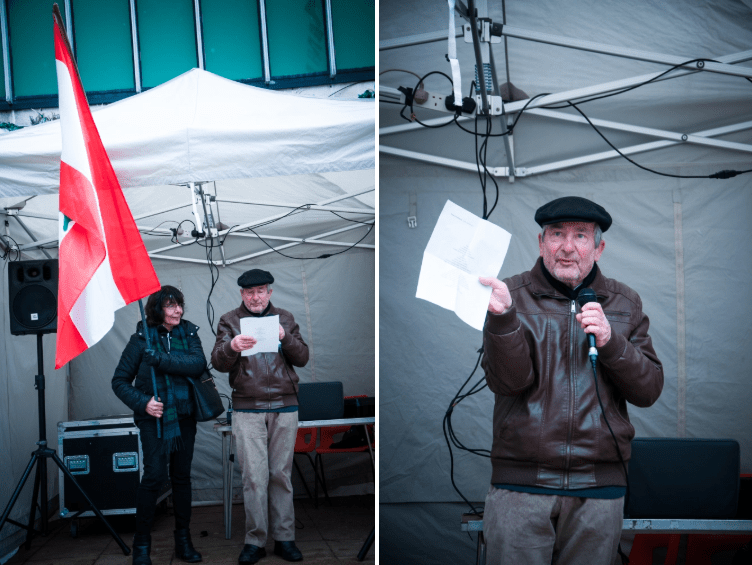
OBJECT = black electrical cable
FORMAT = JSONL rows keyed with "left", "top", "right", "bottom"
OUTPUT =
{"left": 568, "top": 101, "right": 752, "bottom": 179}
{"left": 0, "top": 235, "right": 21, "bottom": 261}
{"left": 404, "top": 71, "right": 457, "bottom": 129}
{"left": 245, "top": 221, "right": 374, "bottom": 261}
{"left": 546, "top": 58, "right": 725, "bottom": 110}
{"left": 442, "top": 346, "right": 490, "bottom": 516}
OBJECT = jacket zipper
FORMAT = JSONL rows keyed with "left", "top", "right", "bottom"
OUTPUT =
{"left": 564, "top": 299, "right": 576, "bottom": 489}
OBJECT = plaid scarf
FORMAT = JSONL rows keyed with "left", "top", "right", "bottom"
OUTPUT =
{"left": 149, "top": 324, "right": 189, "bottom": 454}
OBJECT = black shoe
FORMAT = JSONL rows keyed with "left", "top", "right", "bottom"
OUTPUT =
{"left": 238, "top": 544, "right": 266, "bottom": 565}
{"left": 274, "top": 541, "right": 303, "bottom": 562}
{"left": 174, "top": 529, "right": 202, "bottom": 563}
{"left": 132, "top": 533, "right": 152, "bottom": 565}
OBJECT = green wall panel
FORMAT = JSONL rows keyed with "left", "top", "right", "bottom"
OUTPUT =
{"left": 72, "top": 0, "right": 134, "bottom": 92}
{"left": 137, "top": 0, "right": 197, "bottom": 88}
{"left": 201, "top": 0, "right": 263, "bottom": 81}
{"left": 331, "top": 0, "right": 374, "bottom": 70}
{"left": 8, "top": 0, "right": 63, "bottom": 97}
{"left": 266, "top": 0, "right": 327, "bottom": 77}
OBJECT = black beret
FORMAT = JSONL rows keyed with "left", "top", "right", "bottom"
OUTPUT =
{"left": 237, "top": 269, "right": 274, "bottom": 288}
{"left": 535, "top": 196, "right": 612, "bottom": 232}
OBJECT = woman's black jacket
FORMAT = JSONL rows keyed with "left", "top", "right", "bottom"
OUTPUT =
{"left": 111, "top": 319, "right": 206, "bottom": 422}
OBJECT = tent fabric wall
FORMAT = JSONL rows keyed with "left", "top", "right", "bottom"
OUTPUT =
{"left": 380, "top": 158, "right": 752, "bottom": 503}
{"left": 68, "top": 249, "right": 374, "bottom": 502}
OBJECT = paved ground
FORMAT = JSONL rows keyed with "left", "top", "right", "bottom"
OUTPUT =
{"left": 4, "top": 495, "right": 374, "bottom": 565}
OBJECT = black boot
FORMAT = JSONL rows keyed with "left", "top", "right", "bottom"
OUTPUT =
{"left": 174, "top": 528, "right": 202, "bottom": 563}
{"left": 132, "top": 533, "right": 152, "bottom": 565}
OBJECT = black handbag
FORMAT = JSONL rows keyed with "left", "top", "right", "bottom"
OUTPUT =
{"left": 187, "top": 369, "right": 225, "bottom": 422}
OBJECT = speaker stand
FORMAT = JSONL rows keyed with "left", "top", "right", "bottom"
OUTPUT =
{"left": 0, "top": 334, "right": 131, "bottom": 555}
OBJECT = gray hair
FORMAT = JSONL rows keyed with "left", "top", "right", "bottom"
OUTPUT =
{"left": 541, "top": 223, "right": 602, "bottom": 248}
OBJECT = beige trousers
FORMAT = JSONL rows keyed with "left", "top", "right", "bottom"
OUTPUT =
{"left": 233, "top": 411, "right": 298, "bottom": 546}
{"left": 483, "top": 486, "right": 624, "bottom": 565}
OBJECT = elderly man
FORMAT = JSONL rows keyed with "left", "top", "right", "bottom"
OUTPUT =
{"left": 478, "top": 196, "right": 663, "bottom": 565}
{"left": 211, "top": 269, "right": 309, "bottom": 564}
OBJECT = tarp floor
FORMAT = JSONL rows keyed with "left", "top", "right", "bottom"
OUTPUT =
{"left": 4, "top": 495, "right": 374, "bottom": 564}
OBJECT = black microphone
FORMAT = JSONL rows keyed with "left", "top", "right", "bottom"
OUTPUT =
{"left": 576, "top": 288, "right": 598, "bottom": 365}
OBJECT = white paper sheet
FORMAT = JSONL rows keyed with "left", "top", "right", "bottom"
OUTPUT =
{"left": 239, "top": 315, "right": 280, "bottom": 355}
{"left": 416, "top": 200, "right": 512, "bottom": 330}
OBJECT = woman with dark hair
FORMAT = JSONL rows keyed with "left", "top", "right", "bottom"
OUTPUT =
{"left": 112, "top": 286, "right": 206, "bottom": 565}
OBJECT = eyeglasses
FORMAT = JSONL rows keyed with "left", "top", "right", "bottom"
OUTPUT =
{"left": 163, "top": 303, "right": 183, "bottom": 311}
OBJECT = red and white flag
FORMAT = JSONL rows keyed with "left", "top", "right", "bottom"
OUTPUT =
{"left": 53, "top": 5, "right": 160, "bottom": 369}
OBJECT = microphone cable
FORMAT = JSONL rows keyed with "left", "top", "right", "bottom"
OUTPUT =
{"left": 442, "top": 345, "right": 490, "bottom": 516}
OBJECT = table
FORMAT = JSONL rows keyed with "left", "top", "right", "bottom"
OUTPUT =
{"left": 214, "top": 417, "right": 375, "bottom": 540}
{"left": 460, "top": 514, "right": 752, "bottom": 565}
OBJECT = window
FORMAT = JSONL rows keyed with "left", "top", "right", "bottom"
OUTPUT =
{"left": 8, "top": 0, "right": 62, "bottom": 98}
{"left": 201, "top": 0, "right": 263, "bottom": 82}
{"left": 136, "top": 0, "right": 198, "bottom": 89}
{"left": 331, "top": 0, "right": 374, "bottom": 71}
{"left": 0, "top": 0, "right": 374, "bottom": 109}
{"left": 72, "top": 0, "right": 135, "bottom": 92}
{"left": 266, "top": 0, "right": 328, "bottom": 78}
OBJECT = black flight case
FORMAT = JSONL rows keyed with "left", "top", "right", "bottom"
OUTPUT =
{"left": 57, "top": 415, "right": 171, "bottom": 536}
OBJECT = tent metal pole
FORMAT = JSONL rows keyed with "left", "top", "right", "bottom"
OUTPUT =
{"left": 488, "top": 42, "right": 515, "bottom": 182}
{"left": 213, "top": 201, "right": 374, "bottom": 215}
{"left": 379, "top": 27, "right": 463, "bottom": 51}
{"left": 224, "top": 224, "right": 372, "bottom": 265}
{"left": 10, "top": 215, "right": 52, "bottom": 259}
{"left": 382, "top": 118, "right": 752, "bottom": 178}
{"left": 224, "top": 232, "right": 374, "bottom": 248}
{"left": 500, "top": 26, "right": 752, "bottom": 79}
{"left": 134, "top": 203, "right": 192, "bottom": 221}
{"left": 380, "top": 146, "right": 506, "bottom": 175}
{"left": 147, "top": 223, "right": 372, "bottom": 256}
{"left": 519, "top": 120, "right": 752, "bottom": 177}
{"left": 527, "top": 109, "right": 752, "bottom": 154}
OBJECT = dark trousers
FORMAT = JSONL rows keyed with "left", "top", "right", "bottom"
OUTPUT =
{"left": 135, "top": 417, "right": 197, "bottom": 535}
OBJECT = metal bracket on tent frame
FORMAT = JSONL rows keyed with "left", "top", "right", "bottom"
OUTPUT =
{"left": 189, "top": 182, "right": 227, "bottom": 266}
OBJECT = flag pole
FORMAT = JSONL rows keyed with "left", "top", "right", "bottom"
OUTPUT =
{"left": 138, "top": 298, "right": 161, "bottom": 438}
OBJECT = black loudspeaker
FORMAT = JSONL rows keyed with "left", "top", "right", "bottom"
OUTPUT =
{"left": 8, "top": 260, "right": 58, "bottom": 335}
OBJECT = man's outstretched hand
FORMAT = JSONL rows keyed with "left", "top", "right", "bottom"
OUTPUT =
{"left": 479, "top": 277, "right": 512, "bottom": 314}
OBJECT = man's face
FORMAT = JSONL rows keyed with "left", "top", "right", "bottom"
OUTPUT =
{"left": 241, "top": 284, "right": 272, "bottom": 313}
{"left": 538, "top": 222, "right": 605, "bottom": 288}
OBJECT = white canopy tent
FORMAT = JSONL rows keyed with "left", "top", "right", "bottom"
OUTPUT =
{"left": 379, "top": 1, "right": 752, "bottom": 563}
{"left": 0, "top": 68, "right": 374, "bottom": 556}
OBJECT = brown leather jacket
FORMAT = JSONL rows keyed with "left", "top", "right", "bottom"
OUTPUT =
{"left": 211, "top": 302, "right": 309, "bottom": 410}
{"left": 482, "top": 258, "right": 663, "bottom": 489}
